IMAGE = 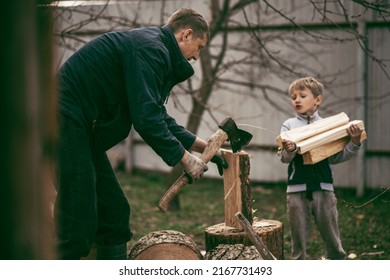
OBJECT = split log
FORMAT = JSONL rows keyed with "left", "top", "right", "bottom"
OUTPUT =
{"left": 276, "top": 112, "right": 349, "bottom": 147}
{"left": 128, "top": 230, "right": 203, "bottom": 260}
{"left": 303, "top": 130, "right": 367, "bottom": 164}
{"left": 204, "top": 219, "right": 284, "bottom": 260}
{"left": 205, "top": 244, "right": 262, "bottom": 260}
{"left": 221, "top": 150, "right": 253, "bottom": 229}
{"left": 297, "top": 120, "right": 365, "bottom": 154}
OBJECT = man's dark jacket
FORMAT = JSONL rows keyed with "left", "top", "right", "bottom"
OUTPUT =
{"left": 58, "top": 25, "right": 196, "bottom": 166}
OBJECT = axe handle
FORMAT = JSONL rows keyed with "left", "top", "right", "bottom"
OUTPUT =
{"left": 158, "top": 129, "right": 228, "bottom": 212}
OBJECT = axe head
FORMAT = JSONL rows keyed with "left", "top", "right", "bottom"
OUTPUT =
{"left": 218, "top": 116, "right": 253, "bottom": 153}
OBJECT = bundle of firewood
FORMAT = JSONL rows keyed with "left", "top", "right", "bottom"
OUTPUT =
{"left": 276, "top": 112, "right": 367, "bottom": 164}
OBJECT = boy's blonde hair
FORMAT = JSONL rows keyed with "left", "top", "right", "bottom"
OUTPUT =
{"left": 288, "top": 77, "right": 324, "bottom": 97}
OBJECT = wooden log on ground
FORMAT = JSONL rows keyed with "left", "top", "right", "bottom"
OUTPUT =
{"left": 221, "top": 150, "right": 253, "bottom": 229}
{"left": 204, "top": 219, "right": 284, "bottom": 260}
{"left": 302, "top": 130, "right": 367, "bottom": 164}
{"left": 205, "top": 244, "right": 262, "bottom": 260}
{"left": 276, "top": 112, "right": 350, "bottom": 147}
{"left": 128, "top": 230, "right": 203, "bottom": 260}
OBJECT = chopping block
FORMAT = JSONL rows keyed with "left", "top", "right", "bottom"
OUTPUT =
{"left": 204, "top": 150, "right": 284, "bottom": 260}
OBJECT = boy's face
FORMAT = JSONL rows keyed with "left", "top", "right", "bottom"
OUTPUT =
{"left": 290, "top": 87, "right": 322, "bottom": 116}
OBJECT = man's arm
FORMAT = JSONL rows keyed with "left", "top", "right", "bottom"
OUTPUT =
{"left": 123, "top": 46, "right": 187, "bottom": 166}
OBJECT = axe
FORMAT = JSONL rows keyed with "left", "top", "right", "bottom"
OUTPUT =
{"left": 158, "top": 116, "right": 253, "bottom": 212}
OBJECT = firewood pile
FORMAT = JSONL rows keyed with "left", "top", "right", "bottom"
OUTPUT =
{"left": 276, "top": 112, "right": 367, "bottom": 164}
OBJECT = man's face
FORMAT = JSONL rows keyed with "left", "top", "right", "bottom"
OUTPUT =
{"left": 177, "top": 29, "right": 208, "bottom": 61}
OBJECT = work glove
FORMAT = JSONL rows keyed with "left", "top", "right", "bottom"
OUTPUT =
{"left": 183, "top": 153, "right": 208, "bottom": 184}
{"left": 210, "top": 150, "right": 228, "bottom": 176}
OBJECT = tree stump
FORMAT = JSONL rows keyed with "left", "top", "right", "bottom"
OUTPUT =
{"left": 204, "top": 219, "right": 284, "bottom": 260}
{"left": 205, "top": 244, "right": 262, "bottom": 260}
{"left": 128, "top": 230, "right": 203, "bottom": 260}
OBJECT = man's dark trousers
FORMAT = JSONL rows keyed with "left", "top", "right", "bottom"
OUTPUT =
{"left": 55, "top": 115, "right": 131, "bottom": 259}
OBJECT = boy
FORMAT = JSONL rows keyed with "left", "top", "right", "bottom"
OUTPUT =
{"left": 279, "top": 77, "right": 362, "bottom": 260}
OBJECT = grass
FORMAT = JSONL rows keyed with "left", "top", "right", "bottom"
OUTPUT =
{"left": 119, "top": 170, "right": 390, "bottom": 260}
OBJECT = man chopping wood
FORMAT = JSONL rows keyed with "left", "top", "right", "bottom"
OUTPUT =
{"left": 55, "top": 8, "right": 227, "bottom": 260}
{"left": 278, "top": 77, "right": 362, "bottom": 260}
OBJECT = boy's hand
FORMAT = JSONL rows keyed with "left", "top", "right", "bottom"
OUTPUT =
{"left": 282, "top": 139, "right": 297, "bottom": 152}
{"left": 347, "top": 124, "right": 362, "bottom": 146}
